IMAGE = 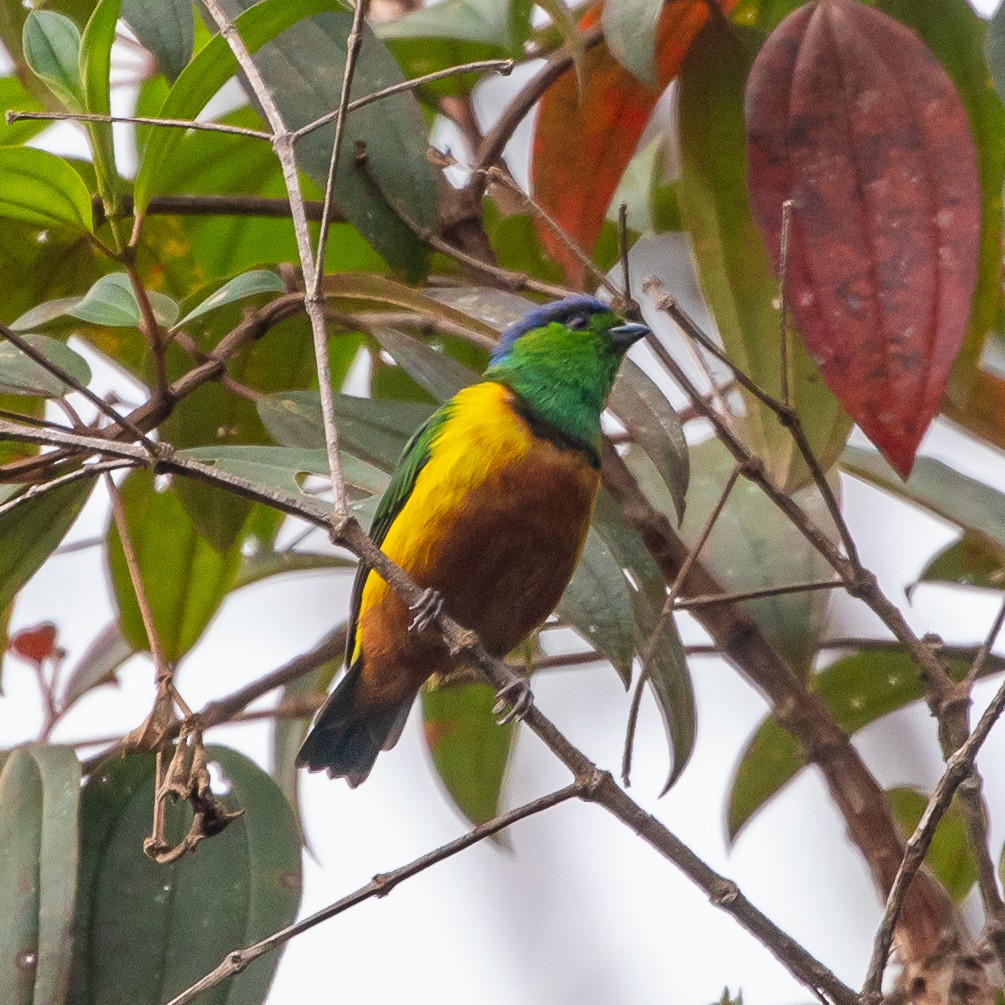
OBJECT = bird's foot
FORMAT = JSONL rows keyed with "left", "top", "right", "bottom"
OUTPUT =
{"left": 408, "top": 588, "right": 444, "bottom": 634}
{"left": 492, "top": 675, "right": 533, "bottom": 725}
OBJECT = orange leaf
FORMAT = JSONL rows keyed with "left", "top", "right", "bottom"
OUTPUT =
{"left": 531, "top": 0, "right": 736, "bottom": 287}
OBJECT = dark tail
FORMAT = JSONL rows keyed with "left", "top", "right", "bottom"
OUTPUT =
{"left": 295, "top": 660, "right": 411, "bottom": 786}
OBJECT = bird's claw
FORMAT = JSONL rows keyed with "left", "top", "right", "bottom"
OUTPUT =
{"left": 408, "top": 588, "right": 444, "bottom": 634}
{"left": 492, "top": 676, "right": 533, "bottom": 725}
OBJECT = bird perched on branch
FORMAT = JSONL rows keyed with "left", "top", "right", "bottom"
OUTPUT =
{"left": 296, "top": 296, "right": 649, "bottom": 784}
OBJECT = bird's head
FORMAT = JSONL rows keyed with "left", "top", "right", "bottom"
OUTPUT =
{"left": 484, "top": 296, "right": 650, "bottom": 449}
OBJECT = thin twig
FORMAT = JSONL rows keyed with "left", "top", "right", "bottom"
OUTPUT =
{"left": 164, "top": 781, "right": 588, "bottom": 1005}
{"left": 5, "top": 107, "right": 272, "bottom": 139}
{"left": 0, "top": 460, "right": 133, "bottom": 518}
{"left": 291, "top": 59, "right": 514, "bottom": 141}
{"left": 863, "top": 667, "right": 1005, "bottom": 1000}
{"left": 673, "top": 578, "right": 843, "bottom": 612}
{"left": 1, "top": 324, "right": 159, "bottom": 453}
{"left": 310, "top": 0, "right": 369, "bottom": 298}
{"left": 778, "top": 198, "right": 794, "bottom": 410}
{"left": 199, "top": 0, "right": 350, "bottom": 525}
{"left": 618, "top": 202, "right": 631, "bottom": 304}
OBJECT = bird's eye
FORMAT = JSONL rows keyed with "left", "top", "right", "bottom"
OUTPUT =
{"left": 566, "top": 313, "right": 589, "bottom": 330}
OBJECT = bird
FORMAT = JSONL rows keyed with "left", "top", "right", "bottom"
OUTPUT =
{"left": 296, "top": 295, "right": 650, "bottom": 784}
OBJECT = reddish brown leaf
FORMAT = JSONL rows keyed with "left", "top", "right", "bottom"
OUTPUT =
{"left": 746, "top": 0, "right": 980, "bottom": 477}
{"left": 9, "top": 622, "right": 57, "bottom": 665}
{"left": 532, "top": 0, "right": 736, "bottom": 288}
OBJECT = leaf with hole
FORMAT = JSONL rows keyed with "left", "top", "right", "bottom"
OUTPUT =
{"left": 0, "top": 745, "right": 81, "bottom": 1005}
{"left": 746, "top": 0, "right": 981, "bottom": 477}
{"left": 422, "top": 681, "right": 516, "bottom": 831}
{"left": 69, "top": 747, "right": 301, "bottom": 1005}
{"left": 728, "top": 647, "right": 1005, "bottom": 840}
{"left": 22, "top": 10, "right": 84, "bottom": 110}
{"left": 0, "top": 147, "right": 93, "bottom": 233}
{"left": 0, "top": 334, "right": 91, "bottom": 397}
{"left": 68, "top": 273, "right": 179, "bottom": 328}
{"left": 171, "top": 269, "right": 284, "bottom": 330}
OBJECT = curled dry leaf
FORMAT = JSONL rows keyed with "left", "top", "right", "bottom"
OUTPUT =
{"left": 746, "top": 0, "right": 980, "bottom": 477}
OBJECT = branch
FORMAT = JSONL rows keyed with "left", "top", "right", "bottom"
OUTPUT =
{"left": 164, "top": 781, "right": 588, "bottom": 1005}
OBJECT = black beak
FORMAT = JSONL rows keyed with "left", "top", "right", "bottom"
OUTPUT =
{"left": 609, "top": 321, "right": 650, "bottom": 350}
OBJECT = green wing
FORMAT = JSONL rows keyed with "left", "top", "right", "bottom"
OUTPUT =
{"left": 345, "top": 403, "right": 453, "bottom": 663}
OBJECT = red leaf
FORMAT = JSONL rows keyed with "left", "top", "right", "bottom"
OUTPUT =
{"left": 9, "top": 622, "right": 58, "bottom": 665}
{"left": 532, "top": 0, "right": 736, "bottom": 288}
{"left": 746, "top": 0, "right": 980, "bottom": 477}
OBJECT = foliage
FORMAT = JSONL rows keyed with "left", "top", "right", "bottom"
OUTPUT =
{"left": 1, "top": 0, "right": 1004, "bottom": 1003}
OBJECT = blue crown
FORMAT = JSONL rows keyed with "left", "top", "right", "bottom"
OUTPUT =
{"left": 490, "top": 295, "right": 610, "bottom": 362}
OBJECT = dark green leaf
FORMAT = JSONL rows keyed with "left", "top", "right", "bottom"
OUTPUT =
{"left": 62, "top": 621, "right": 134, "bottom": 708}
{"left": 842, "top": 446, "right": 1005, "bottom": 553}
{"left": 887, "top": 786, "right": 976, "bottom": 904}
{"left": 122, "top": 0, "right": 194, "bottom": 82}
{"left": 70, "top": 747, "right": 301, "bottom": 1005}
{"left": 602, "top": 0, "right": 662, "bottom": 85}
{"left": 134, "top": 0, "right": 341, "bottom": 211}
{"left": 592, "top": 491, "right": 696, "bottom": 790}
{"left": 106, "top": 471, "right": 242, "bottom": 660}
{"left": 422, "top": 681, "right": 516, "bottom": 830}
{"left": 0, "top": 147, "right": 93, "bottom": 233}
{"left": 171, "top": 269, "right": 284, "bottom": 330}
{"left": 678, "top": 20, "right": 850, "bottom": 489}
{"left": 728, "top": 646, "right": 1005, "bottom": 840}
{"left": 674, "top": 438, "right": 836, "bottom": 672}
{"left": 370, "top": 326, "right": 476, "bottom": 403}
{"left": 989, "top": 0, "right": 1005, "bottom": 106}
{"left": 557, "top": 528, "right": 635, "bottom": 687}
{"left": 68, "top": 273, "right": 179, "bottom": 328}
{"left": 0, "top": 745, "right": 81, "bottom": 1005}
{"left": 257, "top": 391, "right": 434, "bottom": 469}
{"left": 0, "top": 334, "right": 91, "bottom": 397}
{"left": 0, "top": 480, "right": 92, "bottom": 615}
{"left": 912, "top": 532, "right": 1005, "bottom": 595}
{"left": 22, "top": 10, "right": 84, "bottom": 110}
{"left": 609, "top": 359, "right": 689, "bottom": 523}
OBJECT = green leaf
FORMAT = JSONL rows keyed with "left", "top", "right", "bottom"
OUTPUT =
{"left": 912, "top": 532, "right": 1005, "bottom": 594}
{"left": 0, "top": 745, "right": 81, "bottom": 1005}
{"left": 68, "top": 273, "right": 179, "bottom": 327}
{"left": 61, "top": 621, "right": 134, "bottom": 708}
{"left": 609, "top": 359, "right": 689, "bottom": 524}
{"left": 0, "top": 480, "right": 93, "bottom": 615}
{"left": 677, "top": 20, "right": 850, "bottom": 490}
{"left": 557, "top": 528, "right": 635, "bottom": 686}
{"left": 887, "top": 786, "right": 977, "bottom": 904}
{"left": 22, "top": 11, "right": 84, "bottom": 110}
{"left": 234, "top": 548, "right": 354, "bottom": 592}
{"left": 171, "top": 269, "right": 284, "bottom": 329}
{"left": 0, "top": 334, "right": 91, "bottom": 397}
{"left": 257, "top": 390, "right": 434, "bottom": 469}
{"left": 0, "top": 147, "right": 93, "bottom": 233}
{"left": 370, "top": 326, "right": 476, "bottom": 403}
{"left": 675, "top": 438, "right": 836, "bottom": 673}
{"left": 9, "top": 296, "right": 83, "bottom": 332}
{"left": 79, "top": 0, "right": 121, "bottom": 210}
{"left": 122, "top": 0, "right": 194, "bottom": 82}
{"left": 592, "top": 491, "right": 696, "bottom": 790}
{"left": 989, "top": 0, "right": 1005, "bottom": 106}
{"left": 106, "top": 471, "right": 242, "bottom": 661}
{"left": 134, "top": 0, "right": 340, "bottom": 212}
{"left": 602, "top": 0, "right": 662, "bottom": 85}
{"left": 0, "top": 76, "right": 48, "bottom": 145}
{"left": 842, "top": 446, "right": 1005, "bottom": 553}
{"left": 422, "top": 681, "right": 516, "bottom": 830}
{"left": 728, "top": 647, "right": 1005, "bottom": 840}
{"left": 70, "top": 747, "right": 301, "bottom": 1005}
